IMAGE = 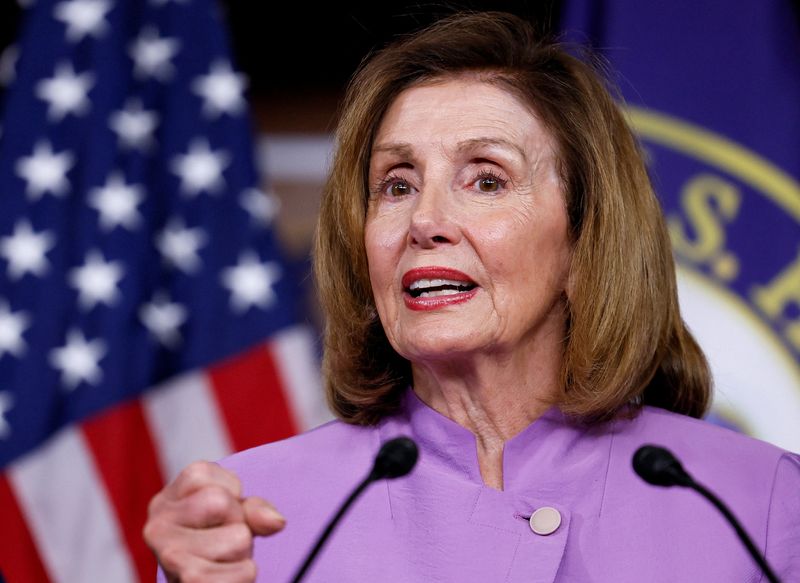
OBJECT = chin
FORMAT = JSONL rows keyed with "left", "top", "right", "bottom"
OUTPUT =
{"left": 398, "top": 336, "right": 485, "bottom": 363}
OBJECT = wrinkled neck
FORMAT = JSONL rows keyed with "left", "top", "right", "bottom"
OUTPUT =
{"left": 411, "top": 356, "right": 559, "bottom": 490}
{"left": 411, "top": 349, "right": 560, "bottom": 439}
{"left": 400, "top": 388, "right": 565, "bottom": 491}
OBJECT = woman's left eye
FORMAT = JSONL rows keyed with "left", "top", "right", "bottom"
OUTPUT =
{"left": 474, "top": 171, "right": 507, "bottom": 193}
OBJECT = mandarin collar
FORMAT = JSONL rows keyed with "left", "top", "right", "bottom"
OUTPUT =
{"left": 398, "top": 388, "right": 571, "bottom": 491}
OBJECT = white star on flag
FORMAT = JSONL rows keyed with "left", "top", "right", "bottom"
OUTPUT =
{"left": 240, "top": 188, "right": 279, "bottom": 226}
{"left": 53, "top": 0, "right": 112, "bottom": 42}
{"left": 0, "top": 301, "right": 30, "bottom": 359}
{"left": 139, "top": 292, "right": 187, "bottom": 348}
{"left": 129, "top": 26, "right": 180, "bottom": 81}
{"left": 192, "top": 59, "right": 247, "bottom": 118}
{"left": 68, "top": 250, "right": 125, "bottom": 310}
{"left": 221, "top": 251, "right": 281, "bottom": 313}
{"left": 170, "top": 138, "right": 229, "bottom": 195}
{"left": 0, "top": 391, "right": 13, "bottom": 438}
{"left": 49, "top": 329, "right": 107, "bottom": 389}
{"left": 15, "top": 140, "right": 75, "bottom": 200}
{"left": 0, "top": 0, "right": 330, "bottom": 572}
{"left": 109, "top": 98, "right": 159, "bottom": 151}
{"left": 88, "top": 172, "right": 144, "bottom": 231}
{"left": 0, "top": 220, "right": 56, "bottom": 280}
{"left": 155, "top": 218, "right": 207, "bottom": 273}
{"left": 35, "top": 61, "right": 94, "bottom": 121}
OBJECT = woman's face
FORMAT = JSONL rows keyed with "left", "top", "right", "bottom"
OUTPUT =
{"left": 365, "top": 78, "right": 571, "bottom": 365}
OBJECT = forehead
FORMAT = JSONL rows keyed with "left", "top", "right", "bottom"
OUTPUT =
{"left": 372, "top": 77, "right": 556, "bottom": 157}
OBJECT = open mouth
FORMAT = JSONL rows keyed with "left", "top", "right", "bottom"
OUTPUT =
{"left": 406, "top": 278, "right": 477, "bottom": 298}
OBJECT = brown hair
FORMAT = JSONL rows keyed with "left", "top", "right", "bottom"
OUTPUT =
{"left": 314, "top": 11, "right": 711, "bottom": 424}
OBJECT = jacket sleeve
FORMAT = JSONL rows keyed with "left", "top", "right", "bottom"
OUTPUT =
{"left": 763, "top": 451, "right": 800, "bottom": 582}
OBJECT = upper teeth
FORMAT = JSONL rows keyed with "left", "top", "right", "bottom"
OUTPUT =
{"left": 409, "top": 278, "right": 471, "bottom": 290}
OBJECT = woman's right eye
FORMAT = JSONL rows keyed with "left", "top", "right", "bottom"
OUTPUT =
{"left": 388, "top": 180, "right": 411, "bottom": 197}
{"left": 373, "top": 174, "right": 414, "bottom": 197}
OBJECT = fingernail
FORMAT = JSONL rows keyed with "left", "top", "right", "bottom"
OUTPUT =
{"left": 262, "top": 505, "right": 285, "bottom": 523}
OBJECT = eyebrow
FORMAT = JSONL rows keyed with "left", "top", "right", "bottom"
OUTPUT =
{"left": 371, "top": 142, "right": 415, "bottom": 158}
{"left": 371, "top": 138, "right": 528, "bottom": 163}
{"left": 455, "top": 137, "right": 528, "bottom": 163}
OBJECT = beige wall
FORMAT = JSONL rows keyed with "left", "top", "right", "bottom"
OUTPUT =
{"left": 252, "top": 92, "right": 343, "bottom": 329}
{"left": 253, "top": 92, "right": 341, "bottom": 259}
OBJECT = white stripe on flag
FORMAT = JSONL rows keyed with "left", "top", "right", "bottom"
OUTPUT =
{"left": 143, "top": 369, "right": 234, "bottom": 482}
{"left": 8, "top": 428, "right": 138, "bottom": 583}
{"left": 271, "top": 325, "right": 333, "bottom": 430}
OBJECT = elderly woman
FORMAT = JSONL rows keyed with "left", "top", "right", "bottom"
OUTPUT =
{"left": 146, "top": 12, "right": 799, "bottom": 583}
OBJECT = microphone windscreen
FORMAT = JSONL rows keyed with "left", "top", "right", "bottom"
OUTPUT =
{"left": 370, "top": 436, "right": 419, "bottom": 480}
{"left": 632, "top": 444, "right": 691, "bottom": 487}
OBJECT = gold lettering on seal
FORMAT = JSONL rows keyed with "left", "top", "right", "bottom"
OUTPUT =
{"left": 668, "top": 173, "right": 741, "bottom": 280}
{"left": 752, "top": 250, "right": 800, "bottom": 352}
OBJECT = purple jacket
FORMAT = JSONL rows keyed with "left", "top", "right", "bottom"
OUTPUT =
{"left": 194, "top": 389, "right": 800, "bottom": 581}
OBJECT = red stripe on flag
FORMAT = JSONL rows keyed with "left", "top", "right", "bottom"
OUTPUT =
{"left": 82, "top": 400, "right": 164, "bottom": 583}
{"left": 0, "top": 473, "right": 52, "bottom": 583}
{"left": 209, "top": 343, "right": 299, "bottom": 452}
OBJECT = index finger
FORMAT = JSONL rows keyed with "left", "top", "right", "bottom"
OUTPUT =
{"left": 170, "top": 461, "right": 242, "bottom": 500}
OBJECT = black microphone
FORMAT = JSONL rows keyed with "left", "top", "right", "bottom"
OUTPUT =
{"left": 633, "top": 444, "right": 782, "bottom": 583}
{"left": 290, "top": 436, "right": 419, "bottom": 583}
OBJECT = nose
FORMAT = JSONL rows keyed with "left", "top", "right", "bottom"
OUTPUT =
{"left": 408, "top": 187, "right": 461, "bottom": 249}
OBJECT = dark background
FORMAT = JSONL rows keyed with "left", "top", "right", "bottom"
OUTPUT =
{"left": 222, "top": 2, "right": 563, "bottom": 96}
{"left": 0, "top": 1, "right": 563, "bottom": 107}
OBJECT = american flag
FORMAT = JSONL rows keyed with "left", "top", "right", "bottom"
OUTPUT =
{"left": 0, "top": 0, "right": 328, "bottom": 581}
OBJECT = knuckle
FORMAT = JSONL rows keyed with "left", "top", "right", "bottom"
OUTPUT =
{"left": 238, "top": 559, "right": 258, "bottom": 582}
{"left": 223, "top": 468, "right": 243, "bottom": 497}
{"left": 141, "top": 518, "right": 164, "bottom": 549}
{"left": 146, "top": 489, "right": 166, "bottom": 516}
{"left": 212, "top": 523, "right": 253, "bottom": 562}
{"left": 227, "top": 523, "right": 253, "bottom": 552}
{"left": 157, "top": 543, "right": 187, "bottom": 574}
{"left": 180, "top": 461, "right": 213, "bottom": 487}
{"left": 181, "top": 567, "right": 206, "bottom": 583}
{"left": 177, "top": 461, "right": 242, "bottom": 499}
{"left": 196, "top": 486, "right": 235, "bottom": 520}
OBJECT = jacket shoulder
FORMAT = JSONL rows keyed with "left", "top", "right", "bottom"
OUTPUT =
{"left": 610, "top": 406, "right": 791, "bottom": 505}
{"left": 618, "top": 406, "right": 789, "bottom": 463}
{"left": 217, "top": 420, "right": 380, "bottom": 497}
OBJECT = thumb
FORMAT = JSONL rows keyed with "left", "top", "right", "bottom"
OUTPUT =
{"left": 243, "top": 496, "right": 286, "bottom": 536}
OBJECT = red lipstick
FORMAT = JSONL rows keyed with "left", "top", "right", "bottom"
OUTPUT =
{"left": 401, "top": 267, "right": 478, "bottom": 311}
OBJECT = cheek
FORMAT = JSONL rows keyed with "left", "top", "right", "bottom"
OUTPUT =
{"left": 478, "top": 213, "right": 570, "bottom": 297}
{"left": 366, "top": 209, "right": 408, "bottom": 255}
{"left": 365, "top": 218, "right": 403, "bottom": 296}
{"left": 473, "top": 213, "right": 534, "bottom": 275}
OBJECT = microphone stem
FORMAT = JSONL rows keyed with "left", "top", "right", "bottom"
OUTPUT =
{"left": 290, "top": 475, "right": 372, "bottom": 583}
{"left": 688, "top": 481, "right": 781, "bottom": 583}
